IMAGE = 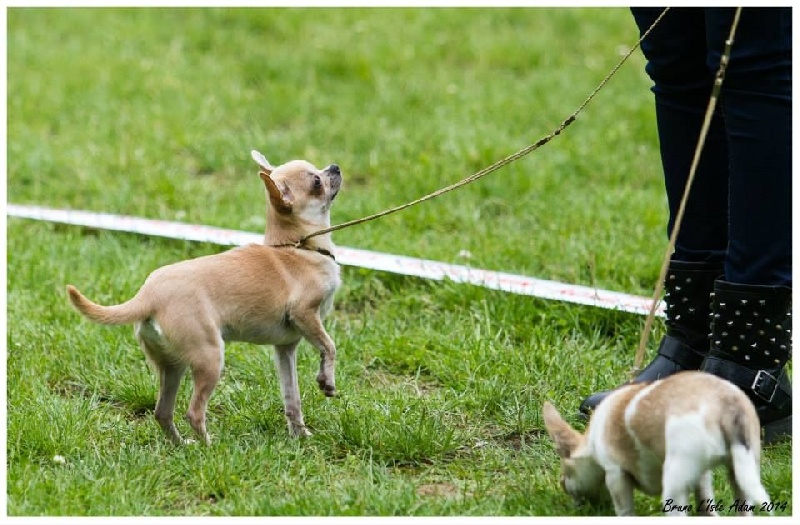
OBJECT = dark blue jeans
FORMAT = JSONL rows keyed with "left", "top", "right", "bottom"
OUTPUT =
{"left": 631, "top": 7, "right": 791, "bottom": 286}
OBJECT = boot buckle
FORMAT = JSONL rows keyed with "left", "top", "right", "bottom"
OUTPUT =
{"left": 751, "top": 370, "right": 778, "bottom": 403}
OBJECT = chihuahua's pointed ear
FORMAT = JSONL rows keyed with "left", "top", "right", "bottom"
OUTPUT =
{"left": 543, "top": 401, "right": 583, "bottom": 459}
{"left": 251, "top": 149, "right": 274, "bottom": 174}
{"left": 260, "top": 172, "right": 294, "bottom": 214}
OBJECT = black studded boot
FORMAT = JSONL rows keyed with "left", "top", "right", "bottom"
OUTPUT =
{"left": 700, "top": 280, "right": 792, "bottom": 444}
{"left": 579, "top": 260, "right": 723, "bottom": 417}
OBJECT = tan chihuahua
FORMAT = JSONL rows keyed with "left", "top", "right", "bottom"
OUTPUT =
{"left": 543, "top": 371, "right": 770, "bottom": 516}
{"left": 66, "top": 150, "right": 342, "bottom": 444}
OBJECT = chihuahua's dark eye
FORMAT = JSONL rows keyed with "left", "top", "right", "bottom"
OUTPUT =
{"left": 313, "top": 175, "right": 322, "bottom": 189}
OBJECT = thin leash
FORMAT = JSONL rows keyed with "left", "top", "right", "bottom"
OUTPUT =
{"left": 294, "top": 7, "right": 672, "bottom": 246}
{"left": 282, "top": 8, "right": 744, "bottom": 382}
{"left": 631, "top": 7, "right": 744, "bottom": 376}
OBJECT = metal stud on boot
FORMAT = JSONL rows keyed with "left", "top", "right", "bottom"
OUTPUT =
{"left": 701, "top": 280, "right": 792, "bottom": 444}
{"left": 579, "top": 260, "right": 723, "bottom": 417}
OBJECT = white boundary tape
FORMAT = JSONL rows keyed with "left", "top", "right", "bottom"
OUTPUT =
{"left": 7, "top": 204, "right": 664, "bottom": 317}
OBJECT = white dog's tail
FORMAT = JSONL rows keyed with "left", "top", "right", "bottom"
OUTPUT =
{"left": 66, "top": 285, "right": 151, "bottom": 325}
{"left": 727, "top": 410, "right": 771, "bottom": 514}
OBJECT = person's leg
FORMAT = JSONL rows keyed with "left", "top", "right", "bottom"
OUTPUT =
{"left": 581, "top": 8, "right": 727, "bottom": 415}
{"left": 699, "top": 7, "right": 792, "bottom": 443}
{"left": 706, "top": 7, "right": 791, "bottom": 286}
{"left": 638, "top": 7, "right": 730, "bottom": 264}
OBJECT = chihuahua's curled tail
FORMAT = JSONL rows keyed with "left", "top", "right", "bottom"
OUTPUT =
{"left": 66, "top": 285, "right": 150, "bottom": 325}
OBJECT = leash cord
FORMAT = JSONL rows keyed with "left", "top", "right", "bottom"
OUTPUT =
{"left": 631, "top": 7, "right": 743, "bottom": 376}
{"left": 298, "top": 7, "right": 671, "bottom": 245}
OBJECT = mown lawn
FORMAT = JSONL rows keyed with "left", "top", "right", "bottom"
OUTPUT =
{"left": 6, "top": 7, "right": 792, "bottom": 516}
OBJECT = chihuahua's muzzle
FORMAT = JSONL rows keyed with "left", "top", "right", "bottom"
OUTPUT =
{"left": 327, "top": 164, "right": 342, "bottom": 200}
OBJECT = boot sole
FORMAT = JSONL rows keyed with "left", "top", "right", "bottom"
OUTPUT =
{"left": 763, "top": 416, "right": 792, "bottom": 445}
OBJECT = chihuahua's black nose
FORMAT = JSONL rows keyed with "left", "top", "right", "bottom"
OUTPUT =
{"left": 328, "top": 164, "right": 340, "bottom": 175}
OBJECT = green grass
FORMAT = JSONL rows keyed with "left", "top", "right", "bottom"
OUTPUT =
{"left": 6, "top": 7, "right": 792, "bottom": 517}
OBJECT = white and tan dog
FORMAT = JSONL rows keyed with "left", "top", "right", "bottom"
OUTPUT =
{"left": 67, "top": 150, "right": 342, "bottom": 444}
{"left": 543, "top": 371, "right": 770, "bottom": 516}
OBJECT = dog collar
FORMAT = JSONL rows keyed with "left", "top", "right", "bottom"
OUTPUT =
{"left": 308, "top": 247, "right": 336, "bottom": 261}
{"left": 271, "top": 243, "right": 336, "bottom": 262}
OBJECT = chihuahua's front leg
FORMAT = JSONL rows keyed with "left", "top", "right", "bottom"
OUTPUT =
{"left": 274, "top": 341, "right": 311, "bottom": 437}
{"left": 605, "top": 468, "right": 635, "bottom": 516}
{"left": 291, "top": 309, "right": 336, "bottom": 397}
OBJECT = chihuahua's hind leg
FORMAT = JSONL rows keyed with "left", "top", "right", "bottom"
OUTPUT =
{"left": 137, "top": 322, "right": 187, "bottom": 445}
{"left": 154, "top": 363, "right": 187, "bottom": 444}
{"left": 274, "top": 341, "right": 311, "bottom": 437}
{"left": 185, "top": 340, "right": 224, "bottom": 445}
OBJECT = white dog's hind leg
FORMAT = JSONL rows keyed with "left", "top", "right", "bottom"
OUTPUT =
{"left": 729, "top": 443, "right": 771, "bottom": 516}
{"left": 694, "top": 470, "right": 717, "bottom": 516}
{"left": 662, "top": 456, "right": 699, "bottom": 517}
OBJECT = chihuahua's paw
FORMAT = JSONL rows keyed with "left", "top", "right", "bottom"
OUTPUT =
{"left": 319, "top": 383, "right": 337, "bottom": 397}
{"left": 290, "top": 426, "right": 313, "bottom": 438}
{"left": 183, "top": 436, "right": 212, "bottom": 446}
{"left": 317, "top": 375, "right": 336, "bottom": 397}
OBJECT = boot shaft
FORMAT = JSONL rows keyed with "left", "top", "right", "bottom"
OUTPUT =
{"left": 708, "top": 280, "right": 792, "bottom": 370}
{"left": 703, "top": 280, "right": 792, "bottom": 414}
{"left": 663, "top": 260, "right": 724, "bottom": 349}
